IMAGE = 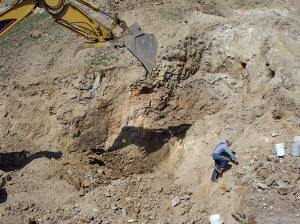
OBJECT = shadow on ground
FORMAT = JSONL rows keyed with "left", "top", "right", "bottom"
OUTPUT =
{"left": 0, "top": 188, "right": 7, "bottom": 204}
{"left": 0, "top": 150, "right": 62, "bottom": 172}
{"left": 107, "top": 124, "right": 192, "bottom": 153}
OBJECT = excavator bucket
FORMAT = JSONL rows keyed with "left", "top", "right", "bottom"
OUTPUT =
{"left": 122, "top": 24, "right": 158, "bottom": 73}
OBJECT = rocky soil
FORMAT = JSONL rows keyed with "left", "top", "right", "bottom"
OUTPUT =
{"left": 0, "top": 0, "right": 300, "bottom": 223}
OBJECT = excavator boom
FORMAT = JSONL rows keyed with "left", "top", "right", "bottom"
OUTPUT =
{"left": 0, "top": 0, "right": 157, "bottom": 72}
{"left": 0, "top": 0, "right": 36, "bottom": 36}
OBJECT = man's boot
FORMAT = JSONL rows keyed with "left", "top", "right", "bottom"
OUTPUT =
{"left": 215, "top": 167, "right": 222, "bottom": 174}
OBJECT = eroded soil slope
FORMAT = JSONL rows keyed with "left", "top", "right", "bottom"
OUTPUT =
{"left": 0, "top": 0, "right": 300, "bottom": 223}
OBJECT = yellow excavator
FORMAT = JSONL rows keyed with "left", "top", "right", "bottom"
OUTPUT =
{"left": 0, "top": 0, "right": 157, "bottom": 72}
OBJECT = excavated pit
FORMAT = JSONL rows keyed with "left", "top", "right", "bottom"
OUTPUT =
{"left": 1, "top": 0, "right": 300, "bottom": 223}
{"left": 59, "top": 120, "right": 192, "bottom": 190}
{"left": 50, "top": 31, "right": 214, "bottom": 191}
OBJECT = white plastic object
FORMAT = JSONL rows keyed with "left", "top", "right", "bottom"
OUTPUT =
{"left": 209, "top": 214, "right": 223, "bottom": 224}
{"left": 293, "top": 136, "right": 300, "bottom": 143}
{"left": 291, "top": 142, "right": 300, "bottom": 157}
{"left": 274, "top": 143, "right": 285, "bottom": 157}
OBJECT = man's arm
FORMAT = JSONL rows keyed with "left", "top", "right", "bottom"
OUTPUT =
{"left": 224, "top": 145, "right": 236, "bottom": 160}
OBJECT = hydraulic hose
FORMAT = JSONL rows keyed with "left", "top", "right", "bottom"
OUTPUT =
{"left": 41, "top": 0, "right": 66, "bottom": 15}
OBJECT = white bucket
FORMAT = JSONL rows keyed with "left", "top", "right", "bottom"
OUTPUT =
{"left": 275, "top": 143, "right": 285, "bottom": 157}
{"left": 293, "top": 136, "right": 300, "bottom": 143}
{"left": 291, "top": 142, "right": 300, "bottom": 157}
{"left": 209, "top": 214, "right": 223, "bottom": 224}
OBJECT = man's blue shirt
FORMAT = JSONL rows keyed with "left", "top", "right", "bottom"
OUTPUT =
{"left": 213, "top": 141, "right": 236, "bottom": 160}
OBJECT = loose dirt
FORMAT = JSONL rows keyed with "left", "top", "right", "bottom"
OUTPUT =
{"left": 0, "top": 0, "right": 300, "bottom": 223}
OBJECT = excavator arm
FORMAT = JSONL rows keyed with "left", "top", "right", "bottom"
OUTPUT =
{"left": 0, "top": 0, "right": 157, "bottom": 72}
{"left": 0, "top": 0, "right": 36, "bottom": 36}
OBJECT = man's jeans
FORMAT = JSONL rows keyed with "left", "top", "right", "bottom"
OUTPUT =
{"left": 211, "top": 153, "right": 230, "bottom": 181}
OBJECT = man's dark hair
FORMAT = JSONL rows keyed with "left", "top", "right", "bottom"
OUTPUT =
{"left": 225, "top": 140, "right": 232, "bottom": 146}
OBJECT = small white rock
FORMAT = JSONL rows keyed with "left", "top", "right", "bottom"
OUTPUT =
{"left": 171, "top": 196, "right": 181, "bottom": 207}
{"left": 264, "top": 137, "right": 269, "bottom": 142}
{"left": 209, "top": 214, "right": 223, "bottom": 224}
{"left": 257, "top": 183, "right": 268, "bottom": 190}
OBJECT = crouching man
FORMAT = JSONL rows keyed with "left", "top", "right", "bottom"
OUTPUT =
{"left": 211, "top": 140, "right": 238, "bottom": 182}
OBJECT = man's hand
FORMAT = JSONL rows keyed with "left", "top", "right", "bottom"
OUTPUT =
{"left": 233, "top": 159, "right": 238, "bottom": 165}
